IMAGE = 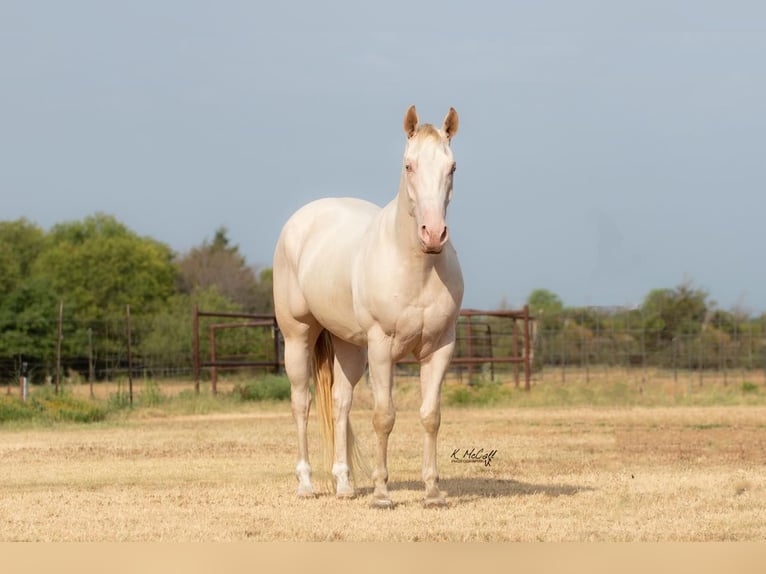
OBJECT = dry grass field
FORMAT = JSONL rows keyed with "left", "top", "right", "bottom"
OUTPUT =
{"left": 1, "top": 375, "right": 765, "bottom": 542}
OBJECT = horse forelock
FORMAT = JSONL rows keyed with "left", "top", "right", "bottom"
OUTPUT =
{"left": 408, "top": 124, "right": 451, "bottom": 158}
{"left": 414, "top": 124, "right": 443, "bottom": 141}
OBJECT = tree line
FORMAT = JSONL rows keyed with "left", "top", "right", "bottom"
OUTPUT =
{"left": 0, "top": 214, "right": 273, "bottom": 382}
{"left": 2, "top": 213, "right": 765, "bottom": 383}
{"left": 523, "top": 287, "right": 766, "bottom": 372}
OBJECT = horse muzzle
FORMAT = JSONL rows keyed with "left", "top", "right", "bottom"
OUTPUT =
{"left": 419, "top": 224, "right": 448, "bottom": 254}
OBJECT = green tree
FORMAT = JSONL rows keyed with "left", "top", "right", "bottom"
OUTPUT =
{"left": 0, "top": 220, "right": 54, "bottom": 363}
{"left": 136, "top": 286, "right": 242, "bottom": 377}
{"left": 176, "top": 226, "right": 273, "bottom": 313}
{"left": 641, "top": 282, "right": 709, "bottom": 343}
{"left": 527, "top": 288, "right": 564, "bottom": 331}
{"left": 0, "top": 278, "right": 58, "bottom": 361}
{"left": 0, "top": 219, "right": 46, "bottom": 302}
{"left": 32, "top": 213, "right": 176, "bottom": 321}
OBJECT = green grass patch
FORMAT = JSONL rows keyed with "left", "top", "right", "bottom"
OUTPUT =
{"left": 233, "top": 375, "right": 291, "bottom": 402}
{"left": 690, "top": 423, "right": 727, "bottom": 430}
{"left": 4, "top": 371, "right": 764, "bottom": 427}
{"left": 0, "top": 387, "right": 107, "bottom": 424}
{"left": 741, "top": 381, "right": 759, "bottom": 394}
{"left": 0, "top": 395, "right": 38, "bottom": 423}
{"left": 445, "top": 380, "right": 514, "bottom": 407}
{"left": 441, "top": 374, "right": 766, "bottom": 409}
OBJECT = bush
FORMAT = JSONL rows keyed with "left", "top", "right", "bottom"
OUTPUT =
{"left": 234, "top": 376, "right": 291, "bottom": 402}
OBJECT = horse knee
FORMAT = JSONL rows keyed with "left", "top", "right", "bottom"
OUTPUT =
{"left": 419, "top": 407, "right": 441, "bottom": 434}
{"left": 373, "top": 408, "right": 395, "bottom": 435}
{"left": 290, "top": 383, "right": 312, "bottom": 417}
{"left": 332, "top": 391, "right": 352, "bottom": 419}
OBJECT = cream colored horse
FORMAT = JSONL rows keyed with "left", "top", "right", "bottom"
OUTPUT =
{"left": 272, "top": 105, "right": 463, "bottom": 508}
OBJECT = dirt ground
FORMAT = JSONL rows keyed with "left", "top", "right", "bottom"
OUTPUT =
{"left": 1, "top": 403, "right": 765, "bottom": 541}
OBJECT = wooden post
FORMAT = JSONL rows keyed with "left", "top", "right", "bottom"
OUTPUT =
{"left": 55, "top": 301, "right": 63, "bottom": 395}
{"left": 193, "top": 305, "right": 200, "bottom": 394}
{"left": 523, "top": 305, "right": 531, "bottom": 392}
{"left": 126, "top": 305, "right": 133, "bottom": 406}
{"left": 209, "top": 324, "right": 218, "bottom": 396}
{"left": 88, "top": 327, "right": 94, "bottom": 398}
{"left": 486, "top": 324, "right": 495, "bottom": 382}
{"left": 512, "top": 319, "right": 520, "bottom": 388}
{"left": 466, "top": 315, "right": 474, "bottom": 382}
{"left": 272, "top": 319, "right": 281, "bottom": 375}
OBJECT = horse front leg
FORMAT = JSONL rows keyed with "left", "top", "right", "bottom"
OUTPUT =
{"left": 419, "top": 336, "right": 456, "bottom": 507}
{"left": 367, "top": 338, "right": 396, "bottom": 508}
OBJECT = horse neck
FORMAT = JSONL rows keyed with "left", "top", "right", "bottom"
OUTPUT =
{"left": 391, "top": 171, "right": 425, "bottom": 259}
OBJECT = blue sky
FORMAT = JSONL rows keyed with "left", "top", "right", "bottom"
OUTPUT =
{"left": 2, "top": 1, "right": 764, "bottom": 313}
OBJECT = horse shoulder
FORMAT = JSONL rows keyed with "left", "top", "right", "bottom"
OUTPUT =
{"left": 277, "top": 197, "right": 381, "bottom": 344}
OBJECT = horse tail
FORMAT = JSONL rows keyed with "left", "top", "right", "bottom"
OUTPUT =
{"left": 312, "top": 330, "right": 369, "bottom": 488}
{"left": 312, "top": 329, "right": 336, "bottom": 481}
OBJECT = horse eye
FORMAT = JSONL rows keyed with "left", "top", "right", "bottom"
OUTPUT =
{"left": 450, "top": 163, "right": 457, "bottom": 174}
{"left": 405, "top": 163, "right": 413, "bottom": 172}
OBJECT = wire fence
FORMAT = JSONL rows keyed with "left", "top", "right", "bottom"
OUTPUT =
{"left": 531, "top": 328, "right": 766, "bottom": 388}
{"left": 2, "top": 306, "right": 765, "bottom": 396}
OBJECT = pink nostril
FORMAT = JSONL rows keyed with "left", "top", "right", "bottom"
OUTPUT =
{"left": 420, "top": 224, "right": 448, "bottom": 249}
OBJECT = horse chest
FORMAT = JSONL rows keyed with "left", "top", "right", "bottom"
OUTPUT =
{"left": 373, "top": 280, "right": 457, "bottom": 359}
{"left": 387, "top": 308, "right": 439, "bottom": 357}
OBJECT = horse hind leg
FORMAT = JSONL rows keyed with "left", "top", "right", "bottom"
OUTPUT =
{"left": 283, "top": 330, "right": 321, "bottom": 497}
{"left": 328, "top": 336, "right": 368, "bottom": 498}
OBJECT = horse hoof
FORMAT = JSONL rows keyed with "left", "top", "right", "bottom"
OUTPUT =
{"left": 370, "top": 497, "right": 394, "bottom": 509}
{"left": 423, "top": 496, "right": 447, "bottom": 508}
{"left": 336, "top": 488, "right": 356, "bottom": 499}
{"left": 296, "top": 487, "right": 316, "bottom": 498}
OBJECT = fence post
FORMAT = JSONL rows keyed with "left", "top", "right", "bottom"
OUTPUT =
{"left": 20, "top": 359, "right": 28, "bottom": 402}
{"left": 512, "top": 319, "right": 519, "bottom": 388}
{"left": 560, "top": 323, "right": 566, "bottom": 384}
{"left": 721, "top": 331, "right": 728, "bottom": 386}
{"left": 640, "top": 314, "right": 646, "bottom": 384}
{"left": 209, "top": 324, "right": 218, "bottom": 396}
{"left": 193, "top": 305, "right": 200, "bottom": 395}
{"left": 523, "top": 305, "right": 531, "bottom": 391}
{"left": 466, "top": 314, "right": 474, "bottom": 382}
{"left": 126, "top": 304, "right": 133, "bottom": 406}
{"left": 272, "top": 319, "right": 281, "bottom": 375}
{"left": 672, "top": 337, "right": 678, "bottom": 383}
{"left": 88, "top": 327, "right": 94, "bottom": 398}
{"left": 55, "top": 300, "right": 63, "bottom": 396}
{"left": 485, "top": 324, "right": 495, "bottom": 382}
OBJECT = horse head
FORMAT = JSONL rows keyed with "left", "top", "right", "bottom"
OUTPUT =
{"left": 402, "top": 105, "right": 459, "bottom": 254}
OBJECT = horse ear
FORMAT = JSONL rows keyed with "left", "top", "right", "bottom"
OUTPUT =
{"left": 442, "top": 107, "right": 459, "bottom": 141}
{"left": 404, "top": 105, "right": 419, "bottom": 138}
